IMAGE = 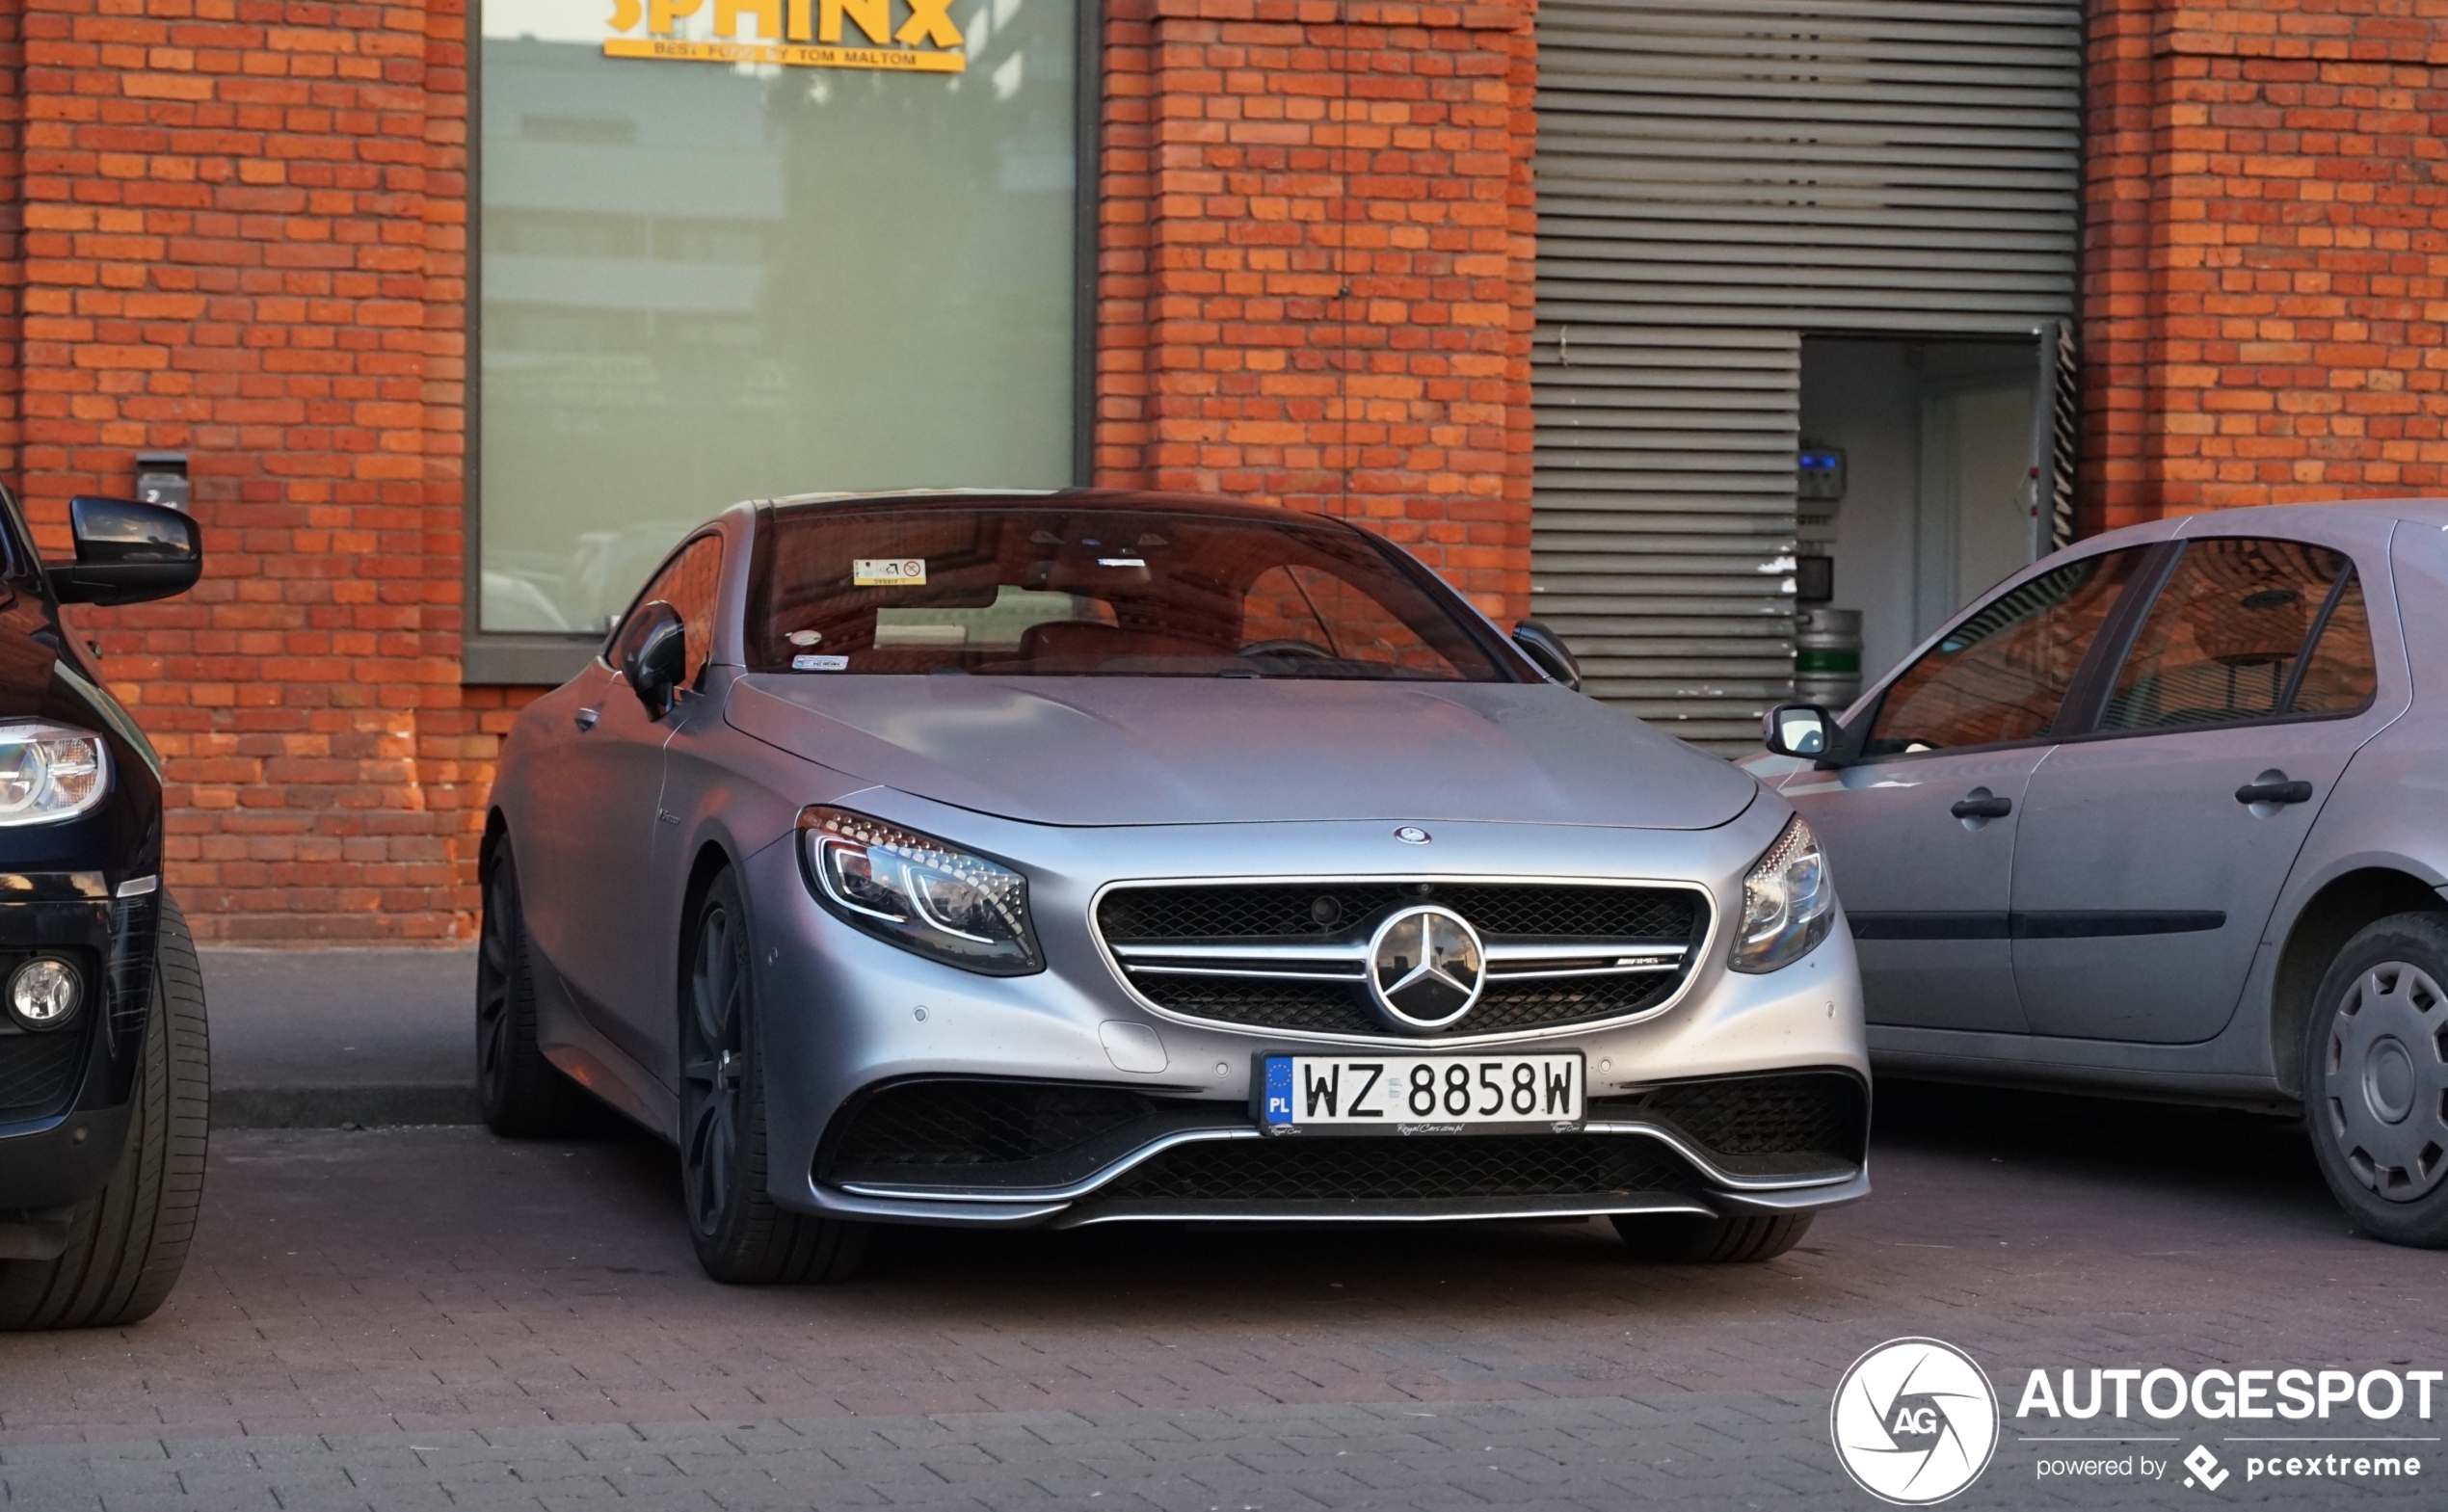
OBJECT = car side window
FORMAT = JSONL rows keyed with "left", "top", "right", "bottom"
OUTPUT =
{"left": 2098, "top": 537, "right": 2375, "bottom": 731}
{"left": 1865, "top": 547, "right": 2150, "bottom": 756}
{"left": 614, "top": 534, "right": 724, "bottom": 688}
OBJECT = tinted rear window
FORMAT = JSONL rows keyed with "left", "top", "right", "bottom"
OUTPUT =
{"left": 750, "top": 505, "right": 1509, "bottom": 681}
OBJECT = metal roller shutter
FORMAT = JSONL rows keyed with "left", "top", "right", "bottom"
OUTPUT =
{"left": 1531, "top": 0, "right": 2081, "bottom": 752}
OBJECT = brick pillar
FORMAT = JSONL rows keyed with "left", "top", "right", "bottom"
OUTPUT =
{"left": 3, "top": 0, "right": 476, "bottom": 940}
{"left": 1098, "top": 0, "right": 1537, "bottom": 621}
{"left": 2084, "top": 0, "right": 2448, "bottom": 533}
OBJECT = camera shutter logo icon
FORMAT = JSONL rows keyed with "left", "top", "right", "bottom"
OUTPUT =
{"left": 1830, "top": 1338, "right": 2000, "bottom": 1504}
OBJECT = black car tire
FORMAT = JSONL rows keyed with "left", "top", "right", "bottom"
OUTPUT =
{"left": 679, "top": 869, "right": 866, "bottom": 1285}
{"left": 2304, "top": 912, "right": 2448, "bottom": 1248}
{"left": 476, "top": 839, "right": 589, "bottom": 1138}
{"left": 1611, "top": 1210, "right": 1812, "bottom": 1263}
{"left": 0, "top": 891, "right": 210, "bottom": 1331}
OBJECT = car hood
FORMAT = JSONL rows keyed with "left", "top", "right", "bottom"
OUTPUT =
{"left": 727, "top": 675, "right": 1758, "bottom": 829}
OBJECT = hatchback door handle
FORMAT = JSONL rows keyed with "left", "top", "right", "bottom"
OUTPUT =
{"left": 574, "top": 706, "right": 600, "bottom": 731}
{"left": 1951, "top": 791, "right": 2013, "bottom": 820}
{"left": 2236, "top": 777, "right": 2314, "bottom": 806}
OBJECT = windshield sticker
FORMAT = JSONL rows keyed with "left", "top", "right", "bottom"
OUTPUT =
{"left": 853, "top": 558, "right": 926, "bottom": 588}
{"left": 1097, "top": 557, "right": 1147, "bottom": 569}
{"left": 792, "top": 654, "right": 850, "bottom": 672}
{"left": 785, "top": 629, "right": 823, "bottom": 647}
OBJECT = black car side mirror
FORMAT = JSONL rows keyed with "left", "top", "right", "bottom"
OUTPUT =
{"left": 1763, "top": 703, "right": 1833, "bottom": 759}
{"left": 620, "top": 601, "right": 688, "bottom": 719}
{"left": 48, "top": 495, "right": 203, "bottom": 606}
{"left": 1511, "top": 619, "right": 1582, "bottom": 691}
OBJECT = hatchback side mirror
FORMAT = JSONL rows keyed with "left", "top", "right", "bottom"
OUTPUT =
{"left": 48, "top": 495, "right": 203, "bottom": 606}
{"left": 1511, "top": 619, "right": 1583, "bottom": 691}
{"left": 618, "top": 601, "right": 688, "bottom": 719}
{"left": 1763, "top": 703, "right": 1835, "bottom": 759}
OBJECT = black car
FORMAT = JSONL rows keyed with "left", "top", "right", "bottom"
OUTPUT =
{"left": 0, "top": 487, "right": 207, "bottom": 1330}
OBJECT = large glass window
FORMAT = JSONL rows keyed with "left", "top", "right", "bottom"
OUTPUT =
{"left": 478, "top": 0, "right": 1078, "bottom": 638}
{"left": 2098, "top": 538, "right": 2377, "bottom": 730}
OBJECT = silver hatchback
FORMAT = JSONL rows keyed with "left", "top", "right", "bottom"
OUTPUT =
{"left": 1750, "top": 502, "right": 2448, "bottom": 1246}
{"left": 482, "top": 491, "right": 1870, "bottom": 1283}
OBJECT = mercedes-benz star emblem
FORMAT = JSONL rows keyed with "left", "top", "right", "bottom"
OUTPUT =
{"left": 1393, "top": 826, "right": 1430, "bottom": 844}
{"left": 1366, "top": 905, "right": 1485, "bottom": 1031}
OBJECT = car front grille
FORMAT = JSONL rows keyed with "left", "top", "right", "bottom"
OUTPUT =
{"left": 1094, "top": 1132, "right": 1698, "bottom": 1204}
{"left": 820, "top": 1077, "right": 1244, "bottom": 1191}
{"left": 1095, "top": 881, "right": 1708, "bottom": 1039}
{"left": 1590, "top": 1070, "right": 1867, "bottom": 1177}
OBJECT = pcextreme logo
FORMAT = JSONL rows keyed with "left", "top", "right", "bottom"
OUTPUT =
{"left": 1831, "top": 1338, "right": 2001, "bottom": 1504}
{"left": 603, "top": 0, "right": 966, "bottom": 73}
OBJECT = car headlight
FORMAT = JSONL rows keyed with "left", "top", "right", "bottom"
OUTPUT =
{"left": 798, "top": 806, "right": 1043, "bottom": 975}
{"left": 0, "top": 724, "right": 107, "bottom": 825}
{"left": 1729, "top": 814, "right": 1835, "bottom": 973}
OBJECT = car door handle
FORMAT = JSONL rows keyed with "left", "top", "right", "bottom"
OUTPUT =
{"left": 2236, "top": 778, "right": 2314, "bottom": 806}
{"left": 1950, "top": 792, "right": 2013, "bottom": 820}
{"left": 574, "top": 706, "right": 600, "bottom": 731}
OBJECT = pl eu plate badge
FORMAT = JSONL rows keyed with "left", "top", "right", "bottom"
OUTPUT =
{"left": 1263, "top": 1057, "right": 1295, "bottom": 1130}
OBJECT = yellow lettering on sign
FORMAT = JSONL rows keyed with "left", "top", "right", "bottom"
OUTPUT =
{"left": 610, "top": 0, "right": 643, "bottom": 31}
{"left": 786, "top": 0, "right": 811, "bottom": 40}
{"left": 648, "top": 0, "right": 703, "bottom": 33}
{"left": 602, "top": 36, "right": 966, "bottom": 70}
{"left": 819, "top": 0, "right": 891, "bottom": 45}
{"left": 715, "top": 0, "right": 781, "bottom": 39}
{"left": 894, "top": 0, "right": 961, "bottom": 47}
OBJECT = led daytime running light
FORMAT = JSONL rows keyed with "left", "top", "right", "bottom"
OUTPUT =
{"left": 1729, "top": 813, "right": 1836, "bottom": 974}
{"left": 799, "top": 806, "right": 1043, "bottom": 975}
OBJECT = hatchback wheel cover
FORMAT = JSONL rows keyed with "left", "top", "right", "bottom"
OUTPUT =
{"left": 2325, "top": 961, "right": 2448, "bottom": 1202}
{"left": 683, "top": 905, "right": 748, "bottom": 1233}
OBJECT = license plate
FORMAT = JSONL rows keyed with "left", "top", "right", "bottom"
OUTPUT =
{"left": 1258, "top": 1053, "right": 1584, "bottom": 1132}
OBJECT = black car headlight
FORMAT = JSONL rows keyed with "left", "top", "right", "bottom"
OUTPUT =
{"left": 1729, "top": 815, "right": 1835, "bottom": 974}
{"left": 0, "top": 723, "right": 107, "bottom": 825}
{"left": 798, "top": 806, "right": 1043, "bottom": 975}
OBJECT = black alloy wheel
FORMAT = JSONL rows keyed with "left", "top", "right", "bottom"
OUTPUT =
{"left": 2305, "top": 912, "right": 2448, "bottom": 1247}
{"left": 1612, "top": 1210, "right": 1813, "bottom": 1263}
{"left": 475, "top": 839, "right": 584, "bottom": 1137}
{"left": 679, "top": 869, "right": 867, "bottom": 1284}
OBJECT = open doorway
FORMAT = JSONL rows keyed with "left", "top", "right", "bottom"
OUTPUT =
{"left": 1796, "top": 336, "right": 2053, "bottom": 691}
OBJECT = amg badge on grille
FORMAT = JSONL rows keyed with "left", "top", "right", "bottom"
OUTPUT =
{"left": 1367, "top": 905, "right": 1485, "bottom": 1031}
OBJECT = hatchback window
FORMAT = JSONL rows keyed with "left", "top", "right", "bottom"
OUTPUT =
{"left": 1866, "top": 548, "right": 2149, "bottom": 756}
{"left": 2099, "top": 538, "right": 2373, "bottom": 730}
{"left": 749, "top": 504, "right": 1507, "bottom": 680}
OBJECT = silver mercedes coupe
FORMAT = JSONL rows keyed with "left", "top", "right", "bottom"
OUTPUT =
{"left": 479, "top": 491, "right": 1868, "bottom": 1283}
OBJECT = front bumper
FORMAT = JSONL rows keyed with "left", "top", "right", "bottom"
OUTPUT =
{"left": 0, "top": 872, "right": 158, "bottom": 1209}
{"left": 742, "top": 804, "right": 1870, "bottom": 1230}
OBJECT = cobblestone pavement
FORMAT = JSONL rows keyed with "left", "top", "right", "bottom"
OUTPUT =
{"left": 3, "top": 1085, "right": 2443, "bottom": 1509}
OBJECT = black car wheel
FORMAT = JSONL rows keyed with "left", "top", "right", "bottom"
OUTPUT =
{"left": 0, "top": 891, "right": 210, "bottom": 1331}
{"left": 679, "top": 869, "right": 866, "bottom": 1285}
{"left": 1612, "top": 1211, "right": 1813, "bottom": 1263}
{"left": 2305, "top": 912, "right": 2448, "bottom": 1247}
{"left": 475, "top": 838, "right": 587, "bottom": 1138}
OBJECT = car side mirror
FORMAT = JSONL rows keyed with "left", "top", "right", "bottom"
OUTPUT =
{"left": 619, "top": 601, "right": 688, "bottom": 719}
{"left": 1764, "top": 703, "right": 1836, "bottom": 760}
{"left": 1511, "top": 619, "right": 1583, "bottom": 691}
{"left": 48, "top": 495, "right": 203, "bottom": 606}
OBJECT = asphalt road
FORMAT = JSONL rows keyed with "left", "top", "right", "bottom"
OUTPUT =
{"left": 3, "top": 1085, "right": 2444, "bottom": 1510}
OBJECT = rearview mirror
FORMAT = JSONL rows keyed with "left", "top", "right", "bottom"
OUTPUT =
{"left": 1763, "top": 703, "right": 1834, "bottom": 759}
{"left": 1511, "top": 619, "right": 1582, "bottom": 691}
{"left": 618, "top": 601, "right": 688, "bottom": 719}
{"left": 48, "top": 495, "right": 203, "bottom": 606}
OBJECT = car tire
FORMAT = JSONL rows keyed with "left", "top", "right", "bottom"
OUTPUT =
{"left": 0, "top": 891, "right": 211, "bottom": 1331}
{"left": 2303, "top": 912, "right": 2448, "bottom": 1248}
{"left": 476, "top": 839, "right": 589, "bottom": 1138}
{"left": 1611, "top": 1210, "right": 1812, "bottom": 1263}
{"left": 679, "top": 869, "right": 867, "bottom": 1285}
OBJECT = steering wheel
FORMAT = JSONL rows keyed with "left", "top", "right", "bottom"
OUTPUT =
{"left": 1237, "top": 639, "right": 1337, "bottom": 661}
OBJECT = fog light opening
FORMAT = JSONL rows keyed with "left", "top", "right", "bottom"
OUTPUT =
{"left": 8, "top": 956, "right": 82, "bottom": 1031}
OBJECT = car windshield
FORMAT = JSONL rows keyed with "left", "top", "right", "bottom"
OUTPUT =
{"left": 749, "top": 503, "right": 1511, "bottom": 681}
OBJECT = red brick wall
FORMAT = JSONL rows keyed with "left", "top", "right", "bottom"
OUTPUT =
{"left": 1095, "top": 0, "right": 1537, "bottom": 621}
{"left": 0, "top": 0, "right": 481, "bottom": 939}
{"left": 2084, "top": 0, "right": 2448, "bottom": 532}
{"left": 0, "top": 0, "right": 1539, "bottom": 941}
